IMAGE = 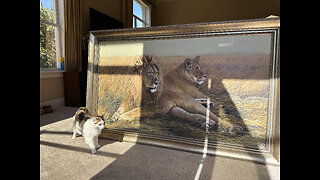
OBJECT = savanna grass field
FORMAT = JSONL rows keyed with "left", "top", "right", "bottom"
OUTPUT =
{"left": 97, "top": 53, "right": 271, "bottom": 150}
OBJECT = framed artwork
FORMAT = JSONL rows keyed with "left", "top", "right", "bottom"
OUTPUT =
{"left": 86, "top": 18, "right": 280, "bottom": 165}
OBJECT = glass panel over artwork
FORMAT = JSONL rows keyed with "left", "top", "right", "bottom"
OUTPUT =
{"left": 97, "top": 33, "right": 274, "bottom": 150}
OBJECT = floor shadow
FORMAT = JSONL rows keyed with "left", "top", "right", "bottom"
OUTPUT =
{"left": 40, "top": 130, "right": 73, "bottom": 135}
{"left": 40, "top": 129, "right": 119, "bottom": 153}
{"left": 40, "top": 106, "right": 78, "bottom": 127}
{"left": 40, "top": 140, "right": 120, "bottom": 158}
{"left": 90, "top": 141, "right": 216, "bottom": 180}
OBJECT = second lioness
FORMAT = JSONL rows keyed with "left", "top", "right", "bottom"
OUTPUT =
{"left": 163, "top": 56, "right": 208, "bottom": 99}
{"left": 159, "top": 56, "right": 240, "bottom": 133}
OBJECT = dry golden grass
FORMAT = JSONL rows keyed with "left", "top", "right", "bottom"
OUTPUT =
{"left": 97, "top": 56, "right": 143, "bottom": 119}
{"left": 96, "top": 54, "right": 271, "bottom": 149}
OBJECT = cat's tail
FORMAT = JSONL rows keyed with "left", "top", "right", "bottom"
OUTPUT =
{"left": 74, "top": 107, "right": 91, "bottom": 127}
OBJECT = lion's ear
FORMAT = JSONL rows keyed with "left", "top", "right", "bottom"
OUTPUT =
{"left": 135, "top": 58, "right": 144, "bottom": 73}
{"left": 194, "top": 56, "right": 200, "bottom": 63}
{"left": 185, "top": 58, "right": 193, "bottom": 70}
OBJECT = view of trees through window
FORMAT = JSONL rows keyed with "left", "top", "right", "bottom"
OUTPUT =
{"left": 40, "top": 2, "right": 57, "bottom": 68}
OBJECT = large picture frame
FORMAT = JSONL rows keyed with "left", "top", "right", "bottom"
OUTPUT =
{"left": 86, "top": 18, "right": 280, "bottom": 165}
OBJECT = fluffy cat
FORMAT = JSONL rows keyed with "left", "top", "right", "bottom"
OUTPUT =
{"left": 72, "top": 107, "right": 105, "bottom": 153}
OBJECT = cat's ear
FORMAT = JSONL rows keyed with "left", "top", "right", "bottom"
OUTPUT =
{"left": 98, "top": 115, "right": 105, "bottom": 121}
{"left": 92, "top": 117, "right": 98, "bottom": 124}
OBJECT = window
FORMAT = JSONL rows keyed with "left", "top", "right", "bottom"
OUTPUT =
{"left": 40, "top": 0, "right": 64, "bottom": 70}
{"left": 133, "top": 0, "right": 151, "bottom": 28}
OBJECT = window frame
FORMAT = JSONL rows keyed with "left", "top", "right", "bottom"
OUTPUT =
{"left": 133, "top": 0, "right": 151, "bottom": 28}
{"left": 40, "top": 0, "right": 64, "bottom": 71}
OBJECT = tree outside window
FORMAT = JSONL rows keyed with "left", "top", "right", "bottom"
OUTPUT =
{"left": 40, "top": 2, "right": 57, "bottom": 68}
{"left": 40, "top": 0, "right": 63, "bottom": 70}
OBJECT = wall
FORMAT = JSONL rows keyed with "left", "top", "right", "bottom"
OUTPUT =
{"left": 40, "top": 72, "right": 64, "bottom": 103}
{"left": 82, "top": 0, "right": 123, "bottom": 37}
{"left": 153, "top": 0, "right": 280, "bottom": 26}
{"left": 82, "top": 0, "right": 280, "bottom": 32}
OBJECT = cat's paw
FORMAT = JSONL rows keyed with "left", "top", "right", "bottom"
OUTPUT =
{"left": 72, "top": 133, "right": 77, "bottom": 139}
{"left": 90, "top": 149, "right": 97, "bottom": 154}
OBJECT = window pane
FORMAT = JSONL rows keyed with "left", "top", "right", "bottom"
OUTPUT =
{"left": 133, "top": 0, "right": 143, "bottom": 19}
{"left": 40, "top": 0, "right": 58, "bottom": 68}
{"left": 40, "top": 23, "right": 57, "bottom": 68}
{"left": 40, "top": 0, "right": 53, "bottom": 9}
{"left": 40, "top": 0, "right": 54, "bottom": 24}
{"left": 136, "top": 19, "right": 143, "bottom": 28}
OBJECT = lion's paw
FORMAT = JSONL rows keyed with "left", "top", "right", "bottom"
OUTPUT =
{"left": 220, "top": 124, "right": 243, "bottom": 135}
{"left": 110, "top": 112, "right": 120, "bottom": 122}
{"left": 201, "top": 120, "right": 218, "bottom": 131}
{"left": 117, "top": 114, "right": 132, "bottom": 122}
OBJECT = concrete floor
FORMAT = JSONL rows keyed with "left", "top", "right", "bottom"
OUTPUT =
{"left": 40, "top": 106, "right": 279, "bottom": 180}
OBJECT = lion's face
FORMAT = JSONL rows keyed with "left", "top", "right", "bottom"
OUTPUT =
{"left": 135, "top": 55, "right": 162, "bottom": 94}
{"left": 142, "top": 64, "right": 160, "bottom": 93}
{"left": 185, "top": 56, "right": 207, "bottom": 85}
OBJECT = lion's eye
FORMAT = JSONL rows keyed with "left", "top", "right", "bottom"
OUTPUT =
{"left": 148, "top": 72, "right": 152, "bottom": 76}
{"left": 195, "top": 67, "right": 200, "bottom": 72}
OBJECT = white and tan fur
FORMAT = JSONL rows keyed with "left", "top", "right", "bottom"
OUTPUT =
{"left": 72, "top": 107, "right": 105, "bottom": 153}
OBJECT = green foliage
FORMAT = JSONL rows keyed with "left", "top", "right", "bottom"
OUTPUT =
{"left": 40, "top": 2, "right": 56, "bottom": 68}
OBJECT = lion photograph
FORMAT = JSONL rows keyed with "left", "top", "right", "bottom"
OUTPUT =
{"left": 96, "top": 34, "right": 273, "bottom": 149}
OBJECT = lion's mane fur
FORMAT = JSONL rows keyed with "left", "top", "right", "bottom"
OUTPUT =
{"left": 138, "top": 55, "right": 163, "bottom": 112}
{"left": 100, "top": 55, "right": 163, "bottom": 120}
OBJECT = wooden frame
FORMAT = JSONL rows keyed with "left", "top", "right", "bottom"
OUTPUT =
{"left": 86, "top": 18, "right": 280, "bottom": 166}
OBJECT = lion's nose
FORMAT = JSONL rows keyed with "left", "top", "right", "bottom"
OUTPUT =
{"left": 154, "top": 81, "right": 159, "bottom": 86}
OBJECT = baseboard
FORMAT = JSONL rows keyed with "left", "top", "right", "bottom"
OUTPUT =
{"left": 40, "top": 98, "right": 65, "bottom": 108}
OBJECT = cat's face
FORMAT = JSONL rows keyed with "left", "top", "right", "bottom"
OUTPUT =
{"left": 93, "top": 117, "right": 105, "bottom": 130}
